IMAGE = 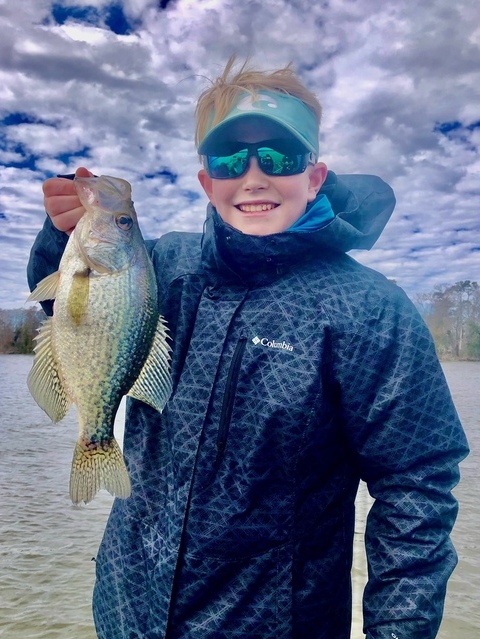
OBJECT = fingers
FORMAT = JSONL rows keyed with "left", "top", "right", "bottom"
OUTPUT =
{"left": 42, "top": 167, "right": 95, "bottom": 234}
{"left": 44, "top": 197, "right": 86, "bottom": 234}
{"left": 43, "top": 177, "right": 75, "bottom": 198}
{"left": 75, "top": 166, "right": 95, "bottom": 178}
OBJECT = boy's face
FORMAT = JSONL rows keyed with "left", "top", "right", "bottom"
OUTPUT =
{"left": 198, "top": 118, "right": 327, "bottom": 236}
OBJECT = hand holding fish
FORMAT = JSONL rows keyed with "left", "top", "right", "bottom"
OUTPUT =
{"left": 29, "top": 174, "right": 172, "bottom": 504}
{"left": 43, "top": 166, "right": 94, "bottom": 234}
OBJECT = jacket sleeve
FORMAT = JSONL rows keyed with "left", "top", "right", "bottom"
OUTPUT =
{"left": 27, "top": 215, "right": 69, "bottom": 316}
{"left": 334, "top": 286, "right": 469, "bottom": 639}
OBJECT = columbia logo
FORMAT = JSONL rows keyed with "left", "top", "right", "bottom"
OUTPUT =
{"left": 252, "top": 336, "right": 294, "bottom": 352}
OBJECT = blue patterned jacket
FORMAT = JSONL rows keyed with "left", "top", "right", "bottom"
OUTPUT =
{"left": 27, "top": 172, "right": 469, "bottom": 639}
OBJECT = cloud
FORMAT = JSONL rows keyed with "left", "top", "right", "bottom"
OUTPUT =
{"left": 0, "top": 0, "right": 479, "bottom": 309}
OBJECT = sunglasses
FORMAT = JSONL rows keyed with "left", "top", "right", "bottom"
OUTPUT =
{"left": 202, "top": 139, "right": 316, "bottom": 180}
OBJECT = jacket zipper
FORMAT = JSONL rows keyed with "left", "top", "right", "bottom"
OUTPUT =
{"left": 214, "top": 337, "right": 247, "bottom": 465}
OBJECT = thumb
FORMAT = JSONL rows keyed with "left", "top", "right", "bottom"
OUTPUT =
{"left": 75, "top": 166, "right": 95, "bottom": 178}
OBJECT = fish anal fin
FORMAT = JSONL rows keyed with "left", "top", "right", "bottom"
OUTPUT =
{"left": 27, "top": 316, "right": 71, "bottom": 422}
{"left": 70, "top": 437, "right": 131, "bottom": 505}
{"left": 27, "top": 271, "right": 60, "bottom": 302}
{"left": 127, "top": 316, "right": 172, "bottom": 413}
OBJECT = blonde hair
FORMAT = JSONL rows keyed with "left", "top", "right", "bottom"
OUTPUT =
{"left": 195, "top": 56, "right": 322, "bottom": 150}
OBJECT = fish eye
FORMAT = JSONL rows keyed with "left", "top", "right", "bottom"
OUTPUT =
{"left": 115, "top": 215, "right": 133, "bottom": 230}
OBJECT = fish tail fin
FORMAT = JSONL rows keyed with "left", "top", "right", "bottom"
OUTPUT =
{"left": 70, "top": 437, "right": 131, "bottom": 505}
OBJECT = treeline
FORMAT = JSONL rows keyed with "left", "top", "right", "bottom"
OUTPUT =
{"left": 0, "top": 307, "right": 44, "bottom": 354}
{"left": 415, "top": 280, "right": 480, "bottom": 360}
{"left": 1, "top": 280, "right": 479, "bottom": 359}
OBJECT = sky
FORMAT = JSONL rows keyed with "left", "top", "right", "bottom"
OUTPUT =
{"left": 0, "top": 0, "right": 479, "bottom": 309}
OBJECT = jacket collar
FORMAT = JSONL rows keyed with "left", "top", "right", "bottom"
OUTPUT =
{"left": 201, "top": 205, "right": 329, "bottom": 285}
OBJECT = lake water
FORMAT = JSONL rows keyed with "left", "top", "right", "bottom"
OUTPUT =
{"left": 0, "top": 355, "right": 478, "bottom": 638}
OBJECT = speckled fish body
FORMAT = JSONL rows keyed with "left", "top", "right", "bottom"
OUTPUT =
{"left": 28, "top": 175, "right": 172, "bottom": 504}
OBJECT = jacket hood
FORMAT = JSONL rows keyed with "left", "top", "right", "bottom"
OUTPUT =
{"left": 317, "top": 171, "right": 396, "bottom": 251}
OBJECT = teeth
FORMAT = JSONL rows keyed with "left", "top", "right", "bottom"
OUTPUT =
{"left": 238, "top": 203, "right": 276, "bottom": 212}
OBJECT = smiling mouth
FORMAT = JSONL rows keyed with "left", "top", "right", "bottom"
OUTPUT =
{"left": 236, "top": 203, "right": 279, "bottom": 213}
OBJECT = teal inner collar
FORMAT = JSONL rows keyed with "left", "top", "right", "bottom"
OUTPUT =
{"left": 285, "top": 193, "right": 334, "bottom": 233}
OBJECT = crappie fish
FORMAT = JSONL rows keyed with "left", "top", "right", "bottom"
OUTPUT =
{"left": 28, "top": 175, "right": 172, "bottom": 505}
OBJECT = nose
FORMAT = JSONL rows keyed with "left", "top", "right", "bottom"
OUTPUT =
{"left": 241, "top": 157, "right": 269, "bottom": 189}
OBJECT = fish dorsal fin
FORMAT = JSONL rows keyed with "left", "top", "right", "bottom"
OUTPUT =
{"left": 127, "top": 316, "right": 172, "bottom": 413}
{"left": 27, "top": 316, "right": 71, "bottom": 422}
{"left": 27, "top": 271, "right": 60, "bottom": 302}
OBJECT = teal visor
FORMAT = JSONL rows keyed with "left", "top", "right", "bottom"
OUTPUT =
{"left": 198, "top": 90, "right": 320, "bottom": 156}
{"left": 203, "top": 140, "right": 316, "bottom": 179}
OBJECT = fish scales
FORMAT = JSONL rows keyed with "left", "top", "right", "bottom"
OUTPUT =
{"left": 28, "top": 175, "right": 172, "bottom": 504}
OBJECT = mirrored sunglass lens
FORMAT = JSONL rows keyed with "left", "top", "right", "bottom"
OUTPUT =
{"left": 208, "top": 150, "right": 248, "bottom": 178}
{"left": 257, "top": 148, "right": 304, "bottom": 175}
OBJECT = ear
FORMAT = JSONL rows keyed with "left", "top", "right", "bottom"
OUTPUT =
{"left": 307, "top": 162, "right": 328, "bottom": 202}
{"left": 198, "top": 169, "right": 216, "bottom": 205}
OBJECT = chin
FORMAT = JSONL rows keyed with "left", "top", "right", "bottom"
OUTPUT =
{"left": 221, "top": 213, "right": 286, "bottom": 236}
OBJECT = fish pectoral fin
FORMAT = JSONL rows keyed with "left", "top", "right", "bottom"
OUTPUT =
{"left": 127, "top": 316, "right": 172, "bottom": 413}
{"left": 27, "top": 316, "right": 71, "bottom": 422}
{"left": 27, "top": 271, "right": 60, "bottom": 302}
{"left": 70, "top": 437, "right": 131, "bottom": 505}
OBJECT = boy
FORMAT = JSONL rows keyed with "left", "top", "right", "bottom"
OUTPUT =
{"left": 28, "top": 59, "right": 468, "bottom": 639}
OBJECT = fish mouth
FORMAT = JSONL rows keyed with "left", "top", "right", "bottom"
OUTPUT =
{"left": 235, "top": 202, "right": 279, "bottom": 213}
